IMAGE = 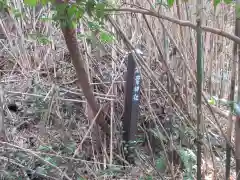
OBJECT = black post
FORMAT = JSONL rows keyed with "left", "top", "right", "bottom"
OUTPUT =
{"left": 123, "top": 51, "right": 141, "bottom": 164}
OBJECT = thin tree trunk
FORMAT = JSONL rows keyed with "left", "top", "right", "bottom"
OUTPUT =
{"left": 196, "top": 0, "right": 203, "bottom": 179}
{"left": 226, "top": 26, "right": 237, "bottom": 180}
{"left": 55, "top": 0, "right": 110, "bottom": 135}
{"left": 0, "top": 84, "right": 6, "bottom": 141}
{"left": 235, "top": 1, "right": 240, "bottom": 179}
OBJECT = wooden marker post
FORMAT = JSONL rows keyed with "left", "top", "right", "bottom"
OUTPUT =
{"left": 123, "top": 50, "right": 141, "bottom": 164}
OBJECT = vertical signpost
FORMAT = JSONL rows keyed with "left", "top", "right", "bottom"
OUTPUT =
{"left": 123, "top": 50, "right": 141, "bottom": 164}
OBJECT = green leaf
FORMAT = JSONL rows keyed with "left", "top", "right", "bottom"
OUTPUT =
{"left": 156, "top": 157, "right": 166, "bottom": 172}
{"left": 24, "top": 0, "right": 38, "bottom": 7}
{"left": 0, "top": 0, "right": 8, "bottom": 12}
{"left": 145, "top": 175, "right": 153, "bottom": 180}
{"left": 236, "top": 4, "right": 240, "bottom": 19}
{"left": 75, "top": 6, "right": 85, "bottom": 20}
{"left": 178, "top": 148, "right": 196, "bottom": 170}
{"left": 67, "top": 4, "right": 78, "bottom": 21}
{"left": 38, "top": 36, "right": 51, "bottom": 45}
{"left": 99, "top": 31, "right": 115, "bottom": 43}
{"left": 55, "top": 3, "right": 68, "bottom": 20}
{"left": 44, "top": 156, "right": 57, "bottom": 170}
{"left": 96, "top": 2, "right": 105, "bottom": 19}
{"left": 40, "top": 0, "right": 48, "bottom": 5}
{"left": 38, "top": 145, "right": 52, "bottom": 151}
{"left": 87, "top": 21, "right": 101, "bottom": 30}
{"left": 208, "top": 97, "right": 216, "bottom": 105}
{"left": 214, "top": 0, "right": 221, "bottom": 9}
{"left": 224, "top": 0, "right": 232, "bottom": 4}
{"left": 12, "top": 9, "right": 22, "bottom": 18}
{"left": 167, "top": 0, "right": 174, "bottom": 7}
{"left": 86, "top": 0, "right": 96, "bottom": 17}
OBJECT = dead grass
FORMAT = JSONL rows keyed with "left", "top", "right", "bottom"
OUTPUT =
{"left": 0, "top": 0, "right": 238, "bottom": 179}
